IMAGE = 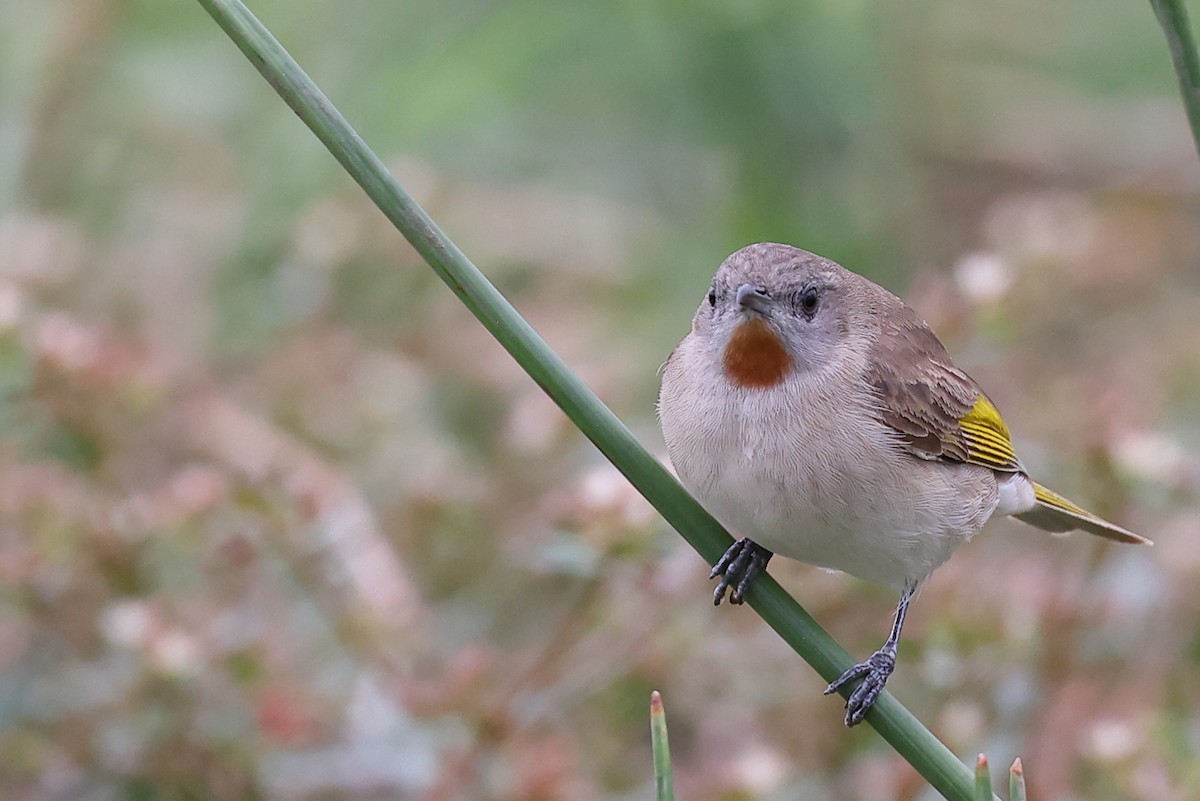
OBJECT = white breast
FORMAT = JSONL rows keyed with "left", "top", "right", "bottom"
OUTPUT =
{"left": 659, "top": 336, "right": 999, "bottom": 589}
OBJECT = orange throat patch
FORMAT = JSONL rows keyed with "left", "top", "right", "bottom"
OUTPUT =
{"left": 722, "top": 318, "right": 793, "bottom": 389}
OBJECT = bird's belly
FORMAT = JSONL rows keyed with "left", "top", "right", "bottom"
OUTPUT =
{"left": 665, "top": 388, "right": 998, "bottom": 588}
{"left": 694, "top": 461, "right": 962, "bottom": 587}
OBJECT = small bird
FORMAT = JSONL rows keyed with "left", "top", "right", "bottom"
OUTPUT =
{"left": 658, "top": 242, "right": 1150, "bottom": 727}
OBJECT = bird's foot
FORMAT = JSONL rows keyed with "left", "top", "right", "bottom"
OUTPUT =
{"left": 823, "top": 647, "right": 896, "bottom": 727}
{"left": 710, "top": 538, "right": 773, "bottom": 605}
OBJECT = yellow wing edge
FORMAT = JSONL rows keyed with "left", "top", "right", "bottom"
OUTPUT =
{"left": 1023, "top": 481, "right": 1152, "bottom": 545}
{"left": 959, "top": 395, "right": 1022, "bottom": 472}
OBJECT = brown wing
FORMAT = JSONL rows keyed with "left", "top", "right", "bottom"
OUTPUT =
{"left": 867, "top": 302, "right": 1023, "bottom": 473}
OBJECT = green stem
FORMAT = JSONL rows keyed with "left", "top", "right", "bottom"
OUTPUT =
{"left": 974, "top": 755, "right": 992, "bottom": 801}
{"left": 192, "top": 1, "right": 998, "bottom": 798}
{"left": 1009, "top": 758, "right": 1027, "bottom": 801}
{"left": 1151, "top": 0, "right": 1200, "bottom": 161}
{"left": 650, "top": 692, "right": 675, "bottom": 801}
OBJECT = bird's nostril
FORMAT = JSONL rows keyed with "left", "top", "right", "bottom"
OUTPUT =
{"left": 736, "top": 283, "right": 771, "bottom": 312}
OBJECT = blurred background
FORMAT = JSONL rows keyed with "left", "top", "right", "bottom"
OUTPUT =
{"left": 2, "top": 0, "right": 1199, "bottom": 799}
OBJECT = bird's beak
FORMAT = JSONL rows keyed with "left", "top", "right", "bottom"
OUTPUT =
{"left": 736, "top": 283, "right": 772, "bottom": 316}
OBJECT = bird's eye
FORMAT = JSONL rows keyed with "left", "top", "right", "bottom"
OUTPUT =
{"left": 707, "top": 288, "right": 717, "bottom": 307}
{"left": 799, "top": 286, "right": 820, "bottom": 316}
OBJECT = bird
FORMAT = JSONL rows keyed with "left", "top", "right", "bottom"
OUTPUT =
{"left": 657, "top": 242, "right": 1150, "bottom": 727}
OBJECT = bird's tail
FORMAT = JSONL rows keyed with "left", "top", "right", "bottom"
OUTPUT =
{"left": 1014, "top": 482, "right": 1152, "bottom": 545}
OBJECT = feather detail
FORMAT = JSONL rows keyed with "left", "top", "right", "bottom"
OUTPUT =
{"left": 958, "top": 396, "right": 1022, "bottom": 472}
{"left": 867, "top": 301, "right": 1019, "bottom": 471}
{"left": 722, "top": 319, "right": 793, "bottom": 389}
{"left": 865, "top": 291, "right": 1149, "bottom": 546}
{"left": 1015, "top": 482, "right": 1152, "bottom": 545}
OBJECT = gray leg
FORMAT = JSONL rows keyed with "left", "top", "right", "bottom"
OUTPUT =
{"left": 823, "top": 581, "right": 916, "bottom": 727}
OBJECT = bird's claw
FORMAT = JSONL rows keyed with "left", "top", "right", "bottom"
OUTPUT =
{"left": 824, "top": 648, "right": 896, "bottom": 727}
{"left": 710, "top": 538, "right": 773, "bottom": 605}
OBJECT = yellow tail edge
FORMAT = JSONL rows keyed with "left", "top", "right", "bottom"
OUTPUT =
{"left": 1013, "top": 481, "right": 1152, "bottom": 545}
